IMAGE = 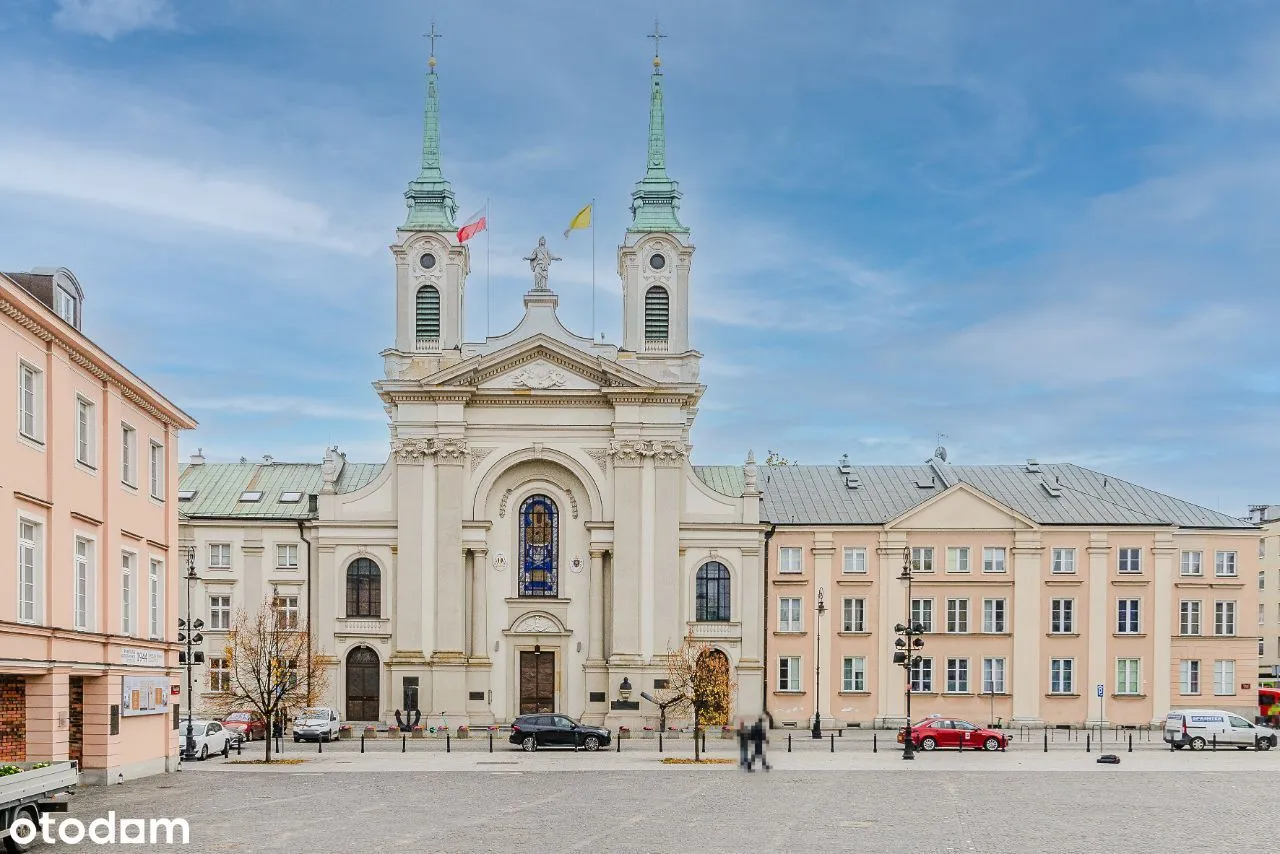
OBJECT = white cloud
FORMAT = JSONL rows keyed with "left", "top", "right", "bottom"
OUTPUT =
{"left": 52, "top": 0, "right": 175, "bottom": 40}
{"left": 1126, "top": 31, "right": 1280, "bottom": 120}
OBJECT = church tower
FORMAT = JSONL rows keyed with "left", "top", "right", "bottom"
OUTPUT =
{"left": 389, "top": 32, "right": 469, "bottom": 364}
{"left": 618, "top": 26, "right": 696, "bottom": 374}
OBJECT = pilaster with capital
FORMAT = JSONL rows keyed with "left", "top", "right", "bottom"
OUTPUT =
{"left": 1010, "top": 535, "right": 1044, "bottom": 724}
{"left": 469, "top": 547, "right": 489, "bottom": 662}
{"left": 588, "top": 549, "right": 607, "bottom": 662}
{"left": 1150, "top": 534, "right": 1175, "bottom": 724}
{"left": 1086, "top": 534, "right": 1111, "bottom": 727}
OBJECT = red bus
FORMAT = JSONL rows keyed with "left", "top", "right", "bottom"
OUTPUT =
{"left": 1260, "top": 688, "right": 1280, "bottom": 726}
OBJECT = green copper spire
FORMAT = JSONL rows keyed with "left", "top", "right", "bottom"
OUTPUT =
{"left": 404, "top": 25, "right": 457, "bottom": 231}
{"left": 629, "top": 20, "right": 687, "bottom": 233}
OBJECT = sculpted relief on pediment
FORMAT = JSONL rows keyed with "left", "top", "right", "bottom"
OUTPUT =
{"left": 477, "top": 358, "right": 599, "bottom": 391}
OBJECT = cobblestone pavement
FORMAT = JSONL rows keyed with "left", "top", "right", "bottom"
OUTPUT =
{"left": 52, "top": 741, "right": 1274, "bottom": 853}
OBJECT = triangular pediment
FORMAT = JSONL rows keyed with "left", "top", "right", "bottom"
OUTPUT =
{"left": 423, "top": 335, "right": 659, "bottom": 391}
{"left": 887, "top": 482, "right": 1036, "bottom": 531}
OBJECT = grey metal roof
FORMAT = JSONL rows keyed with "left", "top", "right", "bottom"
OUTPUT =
{"left": 694, "top": 463, "right": 1254, "bottom": 529}
{"left": 177, "top": 462, "right": 384, "bottom": 519}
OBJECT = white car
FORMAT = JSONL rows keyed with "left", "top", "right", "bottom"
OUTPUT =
{"left": 293, "top": 707, "right": 342, "bottom": 742}
{"left": 1164, "top": 709, "right": 1278, "bottom": 751}
{"left": 176, "top": 719, "right": 232, "bottom": 761}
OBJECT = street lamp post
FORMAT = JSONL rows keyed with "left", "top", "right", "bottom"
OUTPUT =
{"left": 178, "top": 548, "right": 204, "bottom": 762}
{"left": 811, "top": 588, "right": 826, "bottom": 739}
{"left": 893, "top": 546, "right": 925, "bottom": 761}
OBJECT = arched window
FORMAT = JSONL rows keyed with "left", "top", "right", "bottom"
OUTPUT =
{"left": 644, "top": 286, "right": 669, "bottom": 340}
{"left": 519, "top": 495, "right": 558, "bottom": 597}
{"left": 416, "top": 285, "right": 440, "bottom": 341}
{"left": 346, "top": 558, "right": 381, "bottom": 618}
{"left": 695, "top": 561, "right": 731, "bottom": 622}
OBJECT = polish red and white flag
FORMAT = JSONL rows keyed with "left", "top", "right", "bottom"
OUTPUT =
{"left": 457, "top": 205, "right": 487, "bottom": 243}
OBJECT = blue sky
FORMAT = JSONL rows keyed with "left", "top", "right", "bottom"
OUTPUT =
{"left": 2, "top": 0, "right": 1277, "bottom": 514}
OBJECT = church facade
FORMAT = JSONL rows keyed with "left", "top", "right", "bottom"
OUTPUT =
{"left": 177, "top": 50, "right": 766, "bottom": 729}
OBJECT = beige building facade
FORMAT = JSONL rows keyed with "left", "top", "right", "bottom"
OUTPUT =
{"left": 1, "top": 268, "right": 196, "bottom": 783}
{"left": 1249, "top": 505, "right": 1279, "bottom": 684}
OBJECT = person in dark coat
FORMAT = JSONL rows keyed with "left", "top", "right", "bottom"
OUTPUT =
{"left": 748, "top": 717, "right": 770, "bottom": 771}
{"left": 738, "top": 720, "right": 750, "bottom": 770}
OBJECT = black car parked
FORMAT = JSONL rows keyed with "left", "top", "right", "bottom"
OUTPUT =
{"left": 509, "top": 714, "right": 611, "bottom": 751}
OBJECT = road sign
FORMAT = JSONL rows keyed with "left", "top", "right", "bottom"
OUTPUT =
{"left": 1096, "top": 684, "right": 1104, "bottom": 698}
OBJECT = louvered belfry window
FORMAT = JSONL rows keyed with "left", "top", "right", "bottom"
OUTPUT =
{"left": 644, "top": 285, "right": 669, "bottom": 340}
{"left": 416, "top": 285, "right": 441, "bottom": 339}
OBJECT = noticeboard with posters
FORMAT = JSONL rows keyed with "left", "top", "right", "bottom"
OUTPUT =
{"left": 121, "top": 675, "right": 172, "bottom": 716}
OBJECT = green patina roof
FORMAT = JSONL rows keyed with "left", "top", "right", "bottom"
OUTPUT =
{"left": 177, "top": 462, "right": 384, "bottom": 520}
{"left": 403, "top": 62, "right": 457, "bottom": 231}
{"left": 629, "top": 63, "right": 687, "bottom": 233}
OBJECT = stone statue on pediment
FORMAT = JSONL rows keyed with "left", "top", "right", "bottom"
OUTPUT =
{"left": 523, "top": 236, "right": 561, "bottom": 291}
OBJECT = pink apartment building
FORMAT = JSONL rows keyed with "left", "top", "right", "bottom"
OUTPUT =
{"left": 1, "top": 268, "right": 196, "bottom": 783}
{"left": 737, "top": 452, "right": 1261, "bottom": 730}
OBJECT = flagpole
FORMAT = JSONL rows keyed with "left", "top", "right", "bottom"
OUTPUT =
{"left": 485, "top": 197, "right": 491, "bottom": 338}
{"left": 591, "top": 197, "right": 596, "bottom": 342}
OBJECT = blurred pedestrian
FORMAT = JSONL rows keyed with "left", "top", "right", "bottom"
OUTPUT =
{"left": 737, "top": 720, "right": 750, "bottom": 770}
{"left": 748, "top": 716, "right": 770, "bottom": 771}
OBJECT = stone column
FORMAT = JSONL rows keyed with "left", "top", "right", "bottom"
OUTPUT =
{"left": 393, "top": 449, "right": 428, "bottom": 655}
{"left": 1011, "top": 533, "right": 1043, "bottom": 724}
{"left": 469, "top": 548, "right": 489, "bottom": 661}
{"left": 434, "top": 443, "right": 467, "bottom": 660}
{"left": 1086, "top": 534, "right": 1110, "bottom": 727}
{"left": 23, "top": 671, "right": 70, "bottom": 762}
{"left": 609, "top": 447, "right": 644, "bottom": 663}
{"left": 588, "top": 549, "right": 607, "bottom": 662}
{"left": 1150, "top": 534, "right": 1175, "bottom": 724}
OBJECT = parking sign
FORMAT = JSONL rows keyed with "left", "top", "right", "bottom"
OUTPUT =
{"left": 1096, "top": 684, "right": 1104, "bottom": 698}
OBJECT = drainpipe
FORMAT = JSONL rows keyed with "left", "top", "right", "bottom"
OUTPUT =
{"left": 762, "top": 523, "right": 777, "bottom": 727}
{"left": 297, "top": 518, "right": 313, "bottom": 703}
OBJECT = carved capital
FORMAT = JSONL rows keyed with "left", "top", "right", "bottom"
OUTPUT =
{"left": 650, "top": 440, "right": 690, "bottom": 466}
{"left": 391, "top": 437, "right": 437, "bottom": 463}
{"left": 435, "top": 437, "right": 470, "bottom": 462}
{"left": 606, "top": 439, "right": 688, "bottom": 466}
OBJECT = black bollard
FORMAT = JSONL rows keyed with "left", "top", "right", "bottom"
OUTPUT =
{"left": 446, "top": 734, "right": 451, "bottom": 753}
{"left": 236, "top": 739, "right": 242, "bottom": 756}
{"left": 1086, "top": 733, "right": 1091, "bottom": 753}
{"left": 616, "top": 733, "right": 621, "bottom": 752}
{"left": 1212, "top": 734, "right": 1217, "bottom": 752}
{"left": 873, "top": 733, "right": 877, "bottom": 753}
{"left": 830, "top": 733, "right": 835, "bottom": 753}
{"left": 318, "top": 737, "right": 323, "bottom": 754}
{"left": 403, "top": 734, "right": 407, "bottom": 753}
{"left": 1043, "top": 730, "right": 1048, "bottom": 753}
{"left": 658, "top": 732, "right": 663, "bottom": 753}
{"left": 1128, "top": 733, "right": 1133, "bottom": 753}
{"left": 489, "top": 732, "right": 494, "bottom": 753}
{"left": 788, "top": 733, "right": 792, "bottom": 753}
{"left": 360, "top": 734, "right": 365, "bottom": 754}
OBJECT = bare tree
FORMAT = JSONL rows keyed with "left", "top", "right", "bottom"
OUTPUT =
{"left": 658, "top": 640, "right": 737, "bottom": 734}
{"left": 207, "top": 596, "right": 327, "bottom": 762}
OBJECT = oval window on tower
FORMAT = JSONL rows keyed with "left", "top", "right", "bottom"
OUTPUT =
{"left": 419, "top": 252, "right": 437, "bottom": 270}
{"left": 649, "top": 253, "right": 666, "bottom": 271}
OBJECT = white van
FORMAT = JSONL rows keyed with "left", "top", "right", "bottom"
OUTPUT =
{"left": 1164, "top": 709, "right": 1277, "bottom": 751}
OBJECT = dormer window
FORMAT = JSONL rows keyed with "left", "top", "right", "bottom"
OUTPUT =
{"left": 177, "top": 490, "right": 197, "bottom": 502}
{"left": 239, "top": 491, "right": 263, "bottom": 503}
{"left": 54, "top": 286, "right": 77, "bottom": 325}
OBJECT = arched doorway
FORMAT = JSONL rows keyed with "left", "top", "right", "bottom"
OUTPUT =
{"left": 695, "top": 649, "right": 732, "bottom": 727}
{"left": 345, "top": 646, "right": 380, "bottom": 722}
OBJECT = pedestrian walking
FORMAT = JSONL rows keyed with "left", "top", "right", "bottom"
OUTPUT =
{"left": 738, "top": 720, "right": 750, "bottom": 770}
{"left": 749, "top": 716, "right": 770, "bottom": 771}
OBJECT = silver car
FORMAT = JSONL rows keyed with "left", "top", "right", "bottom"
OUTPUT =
{"left": 176, "top": 719, "right": 232, "bottom": 760}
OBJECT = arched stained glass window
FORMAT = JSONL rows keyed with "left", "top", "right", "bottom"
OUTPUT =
{"left": 695, "top": 561, "right": 731, "bottom": 622}
{"left": 519, "top": 495, "right": 558, "bottom": 597}
{"left": 346, "top": 558, "right": 381, "bottom": 618}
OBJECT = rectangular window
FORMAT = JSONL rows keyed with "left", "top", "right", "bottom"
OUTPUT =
{"left": 841, "top": 597, "right": 865, "bottom": 633}
{"left": 778, "top": 597, "right": 802, "bottom": 632}
{"left": 18, "top": 519, "right": 40, "bottom": 623}
{"left": 148, "top": 558, "right": 162, "bottom": 639}
{"left": 1261, "top": 603, "right": 1267, "bottom": 627}
{"left": 1050, "top": 598, "right": 1075, "bottom": 634}
{"left": 778, "top": 656, "right": 801, "bottom": 691}
{"left": 120, "top": 552, "right": 135, "bottom": 635}
{"left": 1179, "top": 600, "right": 1201, "bottom": 636}
{"left": 208, "top": 543, "right": 231, "bottom": 569}
{"left": 1118, "top": 547, "right": 1142, "bottom": 574}
{"left": 910, "top": 598, "right": 934, "bottom": 632}
{"left": 18, "top": 362, "right": 42, "bottom": 441}
{"left": 982, "top": 598, "right": 1007, "bottom": 633}
{"left": 1050, "top": 658, "right": 1075, "bottom": 694}
{"left": 74, "top": 537, "right": 91, "bottom": 630}
{"left": 1213, "top": 660, "right": 1235, "bottom": 696}
{"left": 1261, "top": 571, "right": 1267, "bottom": 591}
{"left": 982, "top": 657, "right": 1006, "bottom": 694}
{"left": 1117, "top": 599, "right": 1140, "bottom": 634}
{"left": 276, "top": 543, "right": 299, "bottom": 569}
{"left": 1261, "top": 538, "right": 1267, "bottom": 559}
{"left": 1180, "top": 550, "right": 1202, "bottom": 576}
{"left": 209, "top": 595, "right": 231, "bottom": 631}
{"left": 778, "top": 546, "right": 803, "bottom": 574}
{"left": 1051, "top": 548, "right": 1076, "bottom": 574}
{"left": 208, "top": 657, "right": 231, "bottom": 693}
{"left": 1180, "top": 660, "right": 1200, "bottom": 695}
{"left": 121, "top": 424, "right": 136, "bottom": 486}
{"left": 842, "top": 657, "right": 866, "bottom": 692}
{"left": 946, "top": 547, "right": 970, "bottom": 573}
{"left": 911, "top": 547, "right": 934, "bottom": 573}
{"left": 54, "top": 286, "right": 76, "bottom": 324}
{"left": 1214, "top": 551, "right": 1237, "bottom": 578}
{"left": 149, "top": 440, "right": 165, "bottom": 500}
{"left": 273, "top": 595, "right": 299, "bottom": 630}
{"left": 946, "top": 658, "right": 969, "bottom": 693}
{"left": 1214, "top": 601, "right": 1236, "bottom": 636}
{"left": 1116, "top": 658, "right": 1140, "bottom": 695}
{"left": 910, "top": 657, "right": 934, "bottom": 692}
{"left": 842, "top": 547, "right": 866, "bottom": 574}
{"left": 945, "top": 598, "right": 969, "bottom": 633}
{"left": 75, "top": 396, "right": 94, "bottom": 466}
{"left": 982, "top": 547, "right": 1007, "bottom": 573}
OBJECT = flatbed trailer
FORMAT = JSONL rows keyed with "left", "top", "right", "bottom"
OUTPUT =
{"left": 0, "top": 762, "right": 77, "bottom": 853}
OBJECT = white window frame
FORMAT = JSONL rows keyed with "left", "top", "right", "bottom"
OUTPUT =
{"left": 778, "top": 597, "right": 802, "bottom": 633}
{"left": 208, "top": 543, "right": 231, "bottom": 569}
{"left": 982, "top": 546, "right": 1006, "bottom": 573}
{"left": 120, "top": 551, "right": 136, "bottom": 636}
{"left": 1117, "top": 599, "right": 1140, "bottom": 634}
{"left": 1213, "top": 659, "right": 1235, "bottom": 696}
{"left": 17, "top": 360, "right": 43, "bottom": 442}
{"left": 1214, "top": 550, "right": 1237, "bottom": 578}
{"left": 148, "top": 558, "right": 163, "bottom": 639}
{"left": 149, "top": 440, "right": 165, "bottom": 500}
{"left": 842, "top": 547, "right": 867, "bottom": 574}
{"left": 1118, "top": 547, "right": 1142, "bottom": 574}
{"left": 841, "top": 597, "right": 865, "bottom": 633}
{"left": 910, "top": 598, "right": 934, "bottom": 633}
{"left": 208, "top": 657, "right": 231, "bottom": 693}
{"left": 1180, "top": 659, "right": 1200, "bottom": 695}
{"left": 1180, "top": 550, "right": 1202, "bottom": 577}
{"left": 911, "top": 547, "right": 934, "bottom": 573}
{"left": 945, "top": 598, "right": 969, "bottom": 633}
{"left": 777, "top": 546, "right": 803, "bottom": 574}
{"left": 1050, "top": 598, "right": 1075, "bottom": 634}
{"left": 1260, "top": 571, "right": 1266, "bottom": 591}
{"left": 1051, "top": 548, "right": 1076, "bottom": 574}
{"left": 276, "top": 543, "right": 299, "bottom": 569}
{"left": 909, "top": 657, "right": 934, "bottom": 692}
{"left": 273, "top": 595, "right": 299, "bottom": 630}
{"left": 121, "top": 423, "right": 136, "bottom": 487}
{"left": 1179, "top": 600, "right": 1201, "bottom": 636}
{"left": 17, "top": 517, "right": 42, "bottom": 624}
{"left": 54, "top": 286, "right": 76, "bottom": 324}
{"left": 982, "top": 657, "right": 1006, "bottom": 694}
{"left": 778, "top": 656, "right": 801, "bottom": 691}
{"left": 1214, "top": 601, "right": 1236, "bottom": 637}
{"left": 209, "top": 595, "right": 231, "bottom": 631}
{"left": 982, "top": 598, "right": 1006, "bottom": 633}
{"left": 945, "top": 657, "right": 970, "bottom": 693}
{"left": 1115, "top": 658, "right": 1140, "bottom": 696}
{"left": 842, "top": 656, "right": 866, "bottom": 692}
{"left": 74, "top": 536, "right": 94, "bottom": 631}
{"left": 75, "top": 395, "right": 95, "bottom": 468}
{"left": 946, "top": 546, "right": 970, "bottom": 573}
{"left": 1049, "top": 658, "right": 1075, "bottom": 694}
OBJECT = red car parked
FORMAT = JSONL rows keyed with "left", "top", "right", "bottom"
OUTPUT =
{"left": 896, "top": 717, "right": 1007, "bottom": 751}
{"left": 221, "top": 711, "right": 267, "bottom": 744}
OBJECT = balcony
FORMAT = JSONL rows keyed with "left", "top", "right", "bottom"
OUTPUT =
{"left": 687, "top": 621, "right": 741, "bottom": 641}
{"left": 415, "top": 338, "right": 441, "bottom": 353}
{"left": 336, "top": 618, "right": 391, "bottom": 638}
{"left": 643, "top": 339, "right": 668, "bottom": 353}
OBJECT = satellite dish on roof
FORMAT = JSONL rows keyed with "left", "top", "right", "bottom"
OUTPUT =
{"left": 934, "top": 446, "right": 947, "bottom": 462}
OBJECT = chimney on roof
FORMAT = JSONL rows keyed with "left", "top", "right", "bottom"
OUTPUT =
{"left": 189, "top": 448, "right": 205, "bottom": 466}
{"left": 1248, "top": 505, "right": 1270, "bottom": 524}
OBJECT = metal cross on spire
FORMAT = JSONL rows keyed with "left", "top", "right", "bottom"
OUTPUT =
{"left": 647, "top": 17, "right": 665, "bottom": 59}
{"left": 425, "top": 21, "right": 443, "bottom": 63}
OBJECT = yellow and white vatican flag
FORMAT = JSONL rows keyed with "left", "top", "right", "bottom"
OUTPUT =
{"left": 563, "top": 202, "right": 592, "bottom": 238}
